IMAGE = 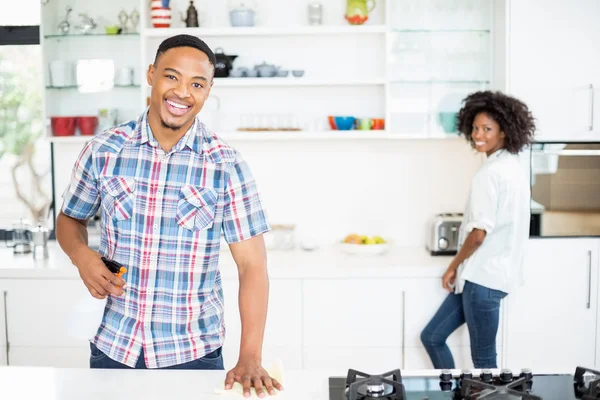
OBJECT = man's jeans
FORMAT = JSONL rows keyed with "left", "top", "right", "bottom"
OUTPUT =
{"left": 420, "top": 280, "right": 507, "bottom": 369}
{"left": 89, "top": 343, "right": 224, "bottom": 370}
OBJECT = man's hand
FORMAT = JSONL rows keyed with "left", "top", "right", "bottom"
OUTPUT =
{"left": 224, "top": 358, "right": 283, "bottom": 398}
{"left": 442, "top": 267, "right": 457, "bottom": 292}
{"left": 72, "top": 247, "right": 126, "bottom": 299}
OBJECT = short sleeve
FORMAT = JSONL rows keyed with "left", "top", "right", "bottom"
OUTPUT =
{"left": 464, "top": 172, "right": 498, "bottom": 234}
{"left": 222, "top": 153, "right": 270, "bottom": 244}
{"left": 61, "top": 141, "right": 101, "bottom": 220}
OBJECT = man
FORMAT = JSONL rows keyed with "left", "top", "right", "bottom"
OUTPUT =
{"left": 56, "top": 34, "right": 282, "bottom": 398}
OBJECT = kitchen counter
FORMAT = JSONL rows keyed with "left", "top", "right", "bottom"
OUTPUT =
{"left": 0, "top": 241, "right": 451, "bottom": 280}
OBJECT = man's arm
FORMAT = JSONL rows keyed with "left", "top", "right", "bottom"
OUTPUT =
{"left": 224, "top": 234, "right": 282, "bottom": 398}
{"left": 56, "top": 211, "right": 125, "bottom": 299}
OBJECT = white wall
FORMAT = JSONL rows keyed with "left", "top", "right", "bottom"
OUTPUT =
{"left": 52, "top": 138, "right": 482, "bottom": 248}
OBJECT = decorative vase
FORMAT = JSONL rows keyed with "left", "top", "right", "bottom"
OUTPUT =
{"left": 151, "top": 0, "right": 172, "bottom": 28}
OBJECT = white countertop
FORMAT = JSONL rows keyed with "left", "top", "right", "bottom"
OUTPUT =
{"left": 0, "top": 242, "right": 451, "bottom": 280}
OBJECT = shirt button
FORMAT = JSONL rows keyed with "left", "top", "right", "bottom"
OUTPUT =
{"left": 153, "top": 224, "right": 158, "bottom": 229}
{"left": 150, "top": 255, "right": 155, "bottom": 260}
{"left": 144, "top": 323, "right": 149, "bottom": 328}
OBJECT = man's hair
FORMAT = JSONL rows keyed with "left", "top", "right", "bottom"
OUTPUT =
{"left": 154, "top": 34, "right": 217, "bottom": 71}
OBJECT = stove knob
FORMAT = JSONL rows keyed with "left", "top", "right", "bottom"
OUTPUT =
{"left": 480, "top": 369, "right": 493, "bottom": 383}
{"left": 520, "top": 368, "right": 533, "bottom": 381}
{"left": 460, "top": 369, "right": 473, "bottom": 380}
{"left": 438, "top": 237, "right": 449, "bottom": 250}
{"left": 440, "top": 369, "right": 453, "bottom": 382}
{"left": 500, "top": 369, "right": 513, "bottom": 383}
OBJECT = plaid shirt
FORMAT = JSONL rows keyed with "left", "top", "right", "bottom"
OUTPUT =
{"left": 61, "top": 109, "right": 270, "bottom": 368}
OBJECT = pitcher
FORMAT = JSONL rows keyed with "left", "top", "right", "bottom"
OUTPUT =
{"left": 345, "top": 0, "right": 376, "bottom": 25}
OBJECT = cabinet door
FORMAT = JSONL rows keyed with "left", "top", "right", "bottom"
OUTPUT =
{"left": 505, "top": 239, "right": 598, "bottom": 372}
{"left": 303, "top": 280, "right": 403, "bottom": 371}
{"left": 9, "top": 346, "right": 89, "bottom": 368}
{"left": 509, "top": 0, "right": 600, "bottom": 139}
{"left": 0, "top": 288, "right": 7, "bottom": 366}
{"left": 221, "top": 278, "right": 303, "bottom": 370}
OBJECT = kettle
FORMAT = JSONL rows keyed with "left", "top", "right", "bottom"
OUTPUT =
{"left": 214, "top": 48, "right": 238, "bottom": 78}
{"left": 181, "top": 0, "right": 199, "bottom": 27}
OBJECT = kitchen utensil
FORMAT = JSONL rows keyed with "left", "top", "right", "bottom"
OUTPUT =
{"left": 356, "top": 118, "right": 373, "bottom": 130}
{"left": 104, "top": 25, "right": 119, "bottom": 34}
{"left": 426, "top": 213, "right": 463, "bottom": 255}
{"left": 229, "top": 3, "right": 256, "bottom": 27}
{"left": 31, "top": 223, "right": 49, "bottom": 260}
{"left": 151, "top": 0, "right": 172, "bottom": 28}
{"left": 49, "top": 60, "right": 74, "bottom": 87}
{"left": 345, "top": 0, "right": 376, "bottom": 25}
{"left": 77, "top": 116, "right": 99, "bottom": 136}
{"left": 51, "top": 117, "right": 76, "bottom": 136}
{"left": 214, "top": 48, "right": 238, "bottom": 78}
{"left": 308, "top": 3, "right": 323, "bottom": 25}
{"left": 328, "top": 116, "right": 355, "bottom": 130}
{"left": 291, "top": 70, "right": 305, "bottom": 77}
{"left": 254, "top": 62, "right": 278, "bottom": 78}
{"left": 1, "top": 219, "right": 33, "bottom": 255}
{"left": 276, "top": 70, "right": 289, "bottom": 77}
{"left": 181, "top": 0, "right": 199, "bottom": 27}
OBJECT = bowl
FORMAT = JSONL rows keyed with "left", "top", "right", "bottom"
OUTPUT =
{"left": 51, "top": 117, "right": 76, "bottom": 136}
{"left": 339, "top": 243, "right": 389, "bottom": 256}
{"left": 328, "top": 116, "right": 355, "bottom": 130}
{"left": 292, "top": 70, "right": 305, "bottom": 77}
{"left": 438, "top": 112, "right": 458, "bottom": 133}
{"left": 104, "top": 25, "right": 120, "bottom": 35}
{"left": 77, "top": 116, "right": 99, "bottom": 136}
{"left": 277, "top": 70, "right": 289, "bottom": 77}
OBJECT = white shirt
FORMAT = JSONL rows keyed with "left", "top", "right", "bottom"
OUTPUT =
{"left": 455, "top": 149, "right": 531, "bottom": 294}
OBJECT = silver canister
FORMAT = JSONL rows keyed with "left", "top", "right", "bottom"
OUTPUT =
{"left": 31, "top": 224, "right": 50, "bottom": 260}
{"left": 308, "top": 3, "right": 323, "bottom": 25}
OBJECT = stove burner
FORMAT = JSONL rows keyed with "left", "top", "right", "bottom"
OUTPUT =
{"left": 573, "top": 366, "right": 600, "bottom": 399}
{"left": 344, "top": 369, "right": 406, "bottom": 400}
{"left": 460, "top": 377, "right": 541, "bottom": 400}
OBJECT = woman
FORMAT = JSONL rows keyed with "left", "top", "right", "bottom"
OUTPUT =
{"left": 420, "top": 90, "right": 536, "bottom": 369}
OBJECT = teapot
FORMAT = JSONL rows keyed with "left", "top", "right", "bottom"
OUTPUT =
{"left": 181, "top": 0, "right": 199, "bottom": 27}
{"left": 214, "top": 48, "right": 238, "bottom": 78}
{"left": 345, "top": 0, "right": 376, "bottom": 25}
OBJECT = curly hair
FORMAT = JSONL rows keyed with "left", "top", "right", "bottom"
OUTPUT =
{"left": 456, "top": 91, "right": 536, "bottom": 154}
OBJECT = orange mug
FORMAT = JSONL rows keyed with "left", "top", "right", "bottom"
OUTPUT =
{"left": 372, "top": 118, "right": 385, "bottom": 130}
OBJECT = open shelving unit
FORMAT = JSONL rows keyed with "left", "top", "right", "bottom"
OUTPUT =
{"left": 41, "top": 0, "right": 497, "bottom": 143}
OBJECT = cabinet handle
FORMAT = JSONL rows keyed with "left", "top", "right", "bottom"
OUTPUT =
{"left": 3, "top": 291, "right": 8, "bottom": 366}
{"left": 587, "top": 251, "right": 592, "bottom": 309}
{"left": 401, "top": 291, "right": 405, "bottom": 368}
{"left": 590, "top": 84, "right": 595, "bottom": 131}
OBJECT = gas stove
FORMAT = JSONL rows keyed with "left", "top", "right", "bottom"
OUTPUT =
{"left": 329, "top": 366, "right": 600, "bottom": 400}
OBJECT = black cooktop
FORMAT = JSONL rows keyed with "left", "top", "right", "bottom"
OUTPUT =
{"left": 328, "top": 366, "right": 600, "bottom": 400}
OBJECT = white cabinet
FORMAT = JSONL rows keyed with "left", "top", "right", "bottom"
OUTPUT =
{"left": 508, "top": 0, "right": 600, "bottom": 140}
{"left": 504, "top": 239, "right": 599, "bottom": 372}
{"left": 221, "top": 278, "right": 303, "bottom": 370}
{"left": 302, "top": 280, "right": 403, "bottom": 371}
{"left": 2, "top": 279, "right": 90, "bottom": 367}
{"left": 0, "top": 289, "right": 7, "bottom": 366}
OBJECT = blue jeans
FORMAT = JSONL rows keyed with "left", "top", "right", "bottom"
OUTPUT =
{"left": 89, "top": 343, "right": 224, "bottom": 370}
{"left": 420, "top": 280, "right": 507, "bottom": 369}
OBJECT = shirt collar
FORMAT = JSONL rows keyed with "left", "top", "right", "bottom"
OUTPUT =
{"left": 134, "top": 107, "right": 204, "bottom": 154}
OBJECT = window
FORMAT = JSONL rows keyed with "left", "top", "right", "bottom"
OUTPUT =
{"left": 0, "top": 1, "right": 50, "bottom": 229}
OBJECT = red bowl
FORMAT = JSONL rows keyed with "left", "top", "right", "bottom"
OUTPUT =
{"left": 77, "top": 116, "right": 99, "bottom": 136}
{"left": 51, "top": 117, "right": 76, "bottom": 136}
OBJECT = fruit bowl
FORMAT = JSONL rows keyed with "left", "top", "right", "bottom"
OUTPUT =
{"left": 339, "top": 242, "right": 389, "bottom": 256}
{"left": 339, "top": 233, "right": 389, "bottom": 256}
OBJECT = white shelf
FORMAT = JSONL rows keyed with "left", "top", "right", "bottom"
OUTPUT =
{"left": 213, "top": 78, "right": 386, "bottom": 87}
{"left": 143, "top": 25, "right": 387, "bottom": 38}
{"left": 47, "top": 131, "right": 461, "bottom": 143}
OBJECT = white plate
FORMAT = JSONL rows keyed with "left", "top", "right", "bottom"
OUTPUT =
{"left": 338, "top": 243, "right": 389, "bottom": 256}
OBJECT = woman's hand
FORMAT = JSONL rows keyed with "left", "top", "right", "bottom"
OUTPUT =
{"left": 442, "top": 267, "right": 457, "bottom": 292}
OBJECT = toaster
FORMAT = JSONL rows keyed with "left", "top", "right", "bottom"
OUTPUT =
{"left": 426, "top": 213, "right": 463, "bottom": 256}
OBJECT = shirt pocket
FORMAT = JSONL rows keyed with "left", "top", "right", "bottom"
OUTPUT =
{"left": 101, "top": 177, "right": 136, "bottom": 221}
{"left": 176, "top": 185, "right": 218, "bottom": 231}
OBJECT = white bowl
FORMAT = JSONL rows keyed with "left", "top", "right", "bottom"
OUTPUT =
{"left": 338, "top": 242, "right": 389, "bottom": 256}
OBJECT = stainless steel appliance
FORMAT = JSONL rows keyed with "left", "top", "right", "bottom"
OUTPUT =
{"left": 328, "top": 366, "right": 599, "bottom": 399}
{"left": 426, "top": 213, "right": 463, "bottom": 255}
{"left": 530, "top": 142, "right": 600, "bottom": 237}
{"left": 0, "top": 219, "right": 33, "bottom": 254}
